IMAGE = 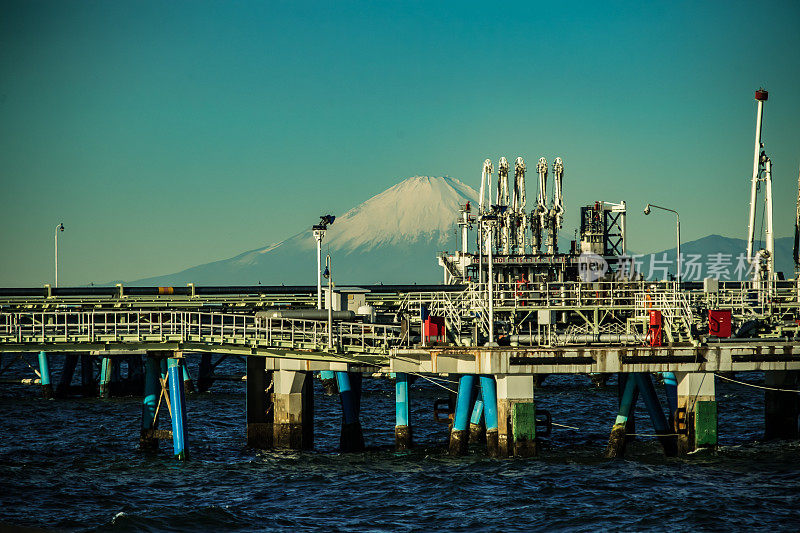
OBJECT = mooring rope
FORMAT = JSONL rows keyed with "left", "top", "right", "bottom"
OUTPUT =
{"left": 406, "top": 371, "right": 458, "bottom": 394}
{"left": 714, "top": 372, "right": 800, "bottom": 393}
{"left": 552, "top": 422, "right": 580, "bottom": 430}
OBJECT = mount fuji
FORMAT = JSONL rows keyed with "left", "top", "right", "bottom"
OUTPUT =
{"left": 129, "top": 176, "right": 479, "bottom": 286}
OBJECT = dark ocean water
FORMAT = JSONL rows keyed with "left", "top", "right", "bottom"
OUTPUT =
{"left": 1, "top": 356, "right": 799, "bottom": 532}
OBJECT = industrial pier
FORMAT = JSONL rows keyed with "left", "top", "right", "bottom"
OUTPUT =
{"left": 1, "top": 89, "right": 799, "bottom": 460}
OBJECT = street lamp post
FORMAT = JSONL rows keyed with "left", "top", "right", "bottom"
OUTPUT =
{"left": 312, "top": 215, "right": 335, "bottom": 310}
{"left": 644, "top": 204, "right": 681, "bottom": 285}
{"left": 54, "top": 223, "right": 64, "bottom": 287}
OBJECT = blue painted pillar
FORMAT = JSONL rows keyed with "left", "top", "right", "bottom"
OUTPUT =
{"left": 469, "top": 398, "right": 485, "bottom": 444}
{"left": 449, "top": 374, "right": 476, "bottom": 455}
{"left": 336, "top": 371, "right": 364, "bottom": 452}
{"left": 395, "top": 372, "right": 412, "bottom": 450}
{"left": 479, "top": 375, "right": 500, "bottom": 456}
{"left": 99, "top": 357, "right": 113, "bottom": 398}
{"left": 605, "top": 373, "right": 638, "bottom": 458}
{"left": 633, "top": 373, "right": 677, "bottom": 456}
{"left": 140, "top": 355, "right": 161, "bottom": 452}
{"left": 37, "top": 351, "right": 53, "bottom": 399}
{"left": 662, "top": 372, "right": 678, "bottom": 422}
{"left": 168, "top": 358, "right": 188, "bottom": 460}
{"left": 320, "top": 370, "right": 338, "bottom": 395}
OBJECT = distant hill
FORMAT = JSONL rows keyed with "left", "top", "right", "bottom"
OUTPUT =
{"left": 637, "top": 234, "right": 795, "bottom": 281}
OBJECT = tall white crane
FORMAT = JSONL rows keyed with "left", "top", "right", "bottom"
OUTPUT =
{"left": 745, "top": 89, "right": 775, "bottom": 282}
{"left": 531, "top": 157, "right": 548, "bottom": 253}
{"left": 513, "top": 157, "right": 527, "bottom": 253}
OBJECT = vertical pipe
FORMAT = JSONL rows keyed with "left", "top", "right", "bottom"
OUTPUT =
{"left": 54, "top": 228, "right": 58, "bottom": 288}
{"left": 449, "top": 374, "right": 476, "bottom": 455}
{"left": 316, "top": 234, "right": 323, "bottom": 310}
{"left": 395, "top": 372, "right": 412, "bottom": 450}
{"left": 140, "top": 355, "right": 161, "bottom": 452}
{"left": 487, "top": 227, "right": 494, "bottom": 344}
{"left": 676, "top": 216, "right": 681, "bottom": 285}
{"left": 327, "top": 256, "right": 333, "bottom": 350}
{"left": 37, "top": 351, "right": 53, "bottom": 399}
{"left": 765, "top": 158, "right": 774, "bottom": 281}
{"left": 167, "top": 358, "right": 188, "bottom": 460}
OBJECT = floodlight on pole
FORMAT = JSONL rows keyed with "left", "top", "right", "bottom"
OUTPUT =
{"left": 54, "top": 223, "right": 65, "bottom": 287}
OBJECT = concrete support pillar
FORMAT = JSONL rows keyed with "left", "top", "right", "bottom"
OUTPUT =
{"left": 764, "top": 371, "right": 799, "bottom": 440}
{"left": 273, "top": 369, "right": 314, "bottom": 450}
{"left": 449, "top": 374, "right": 476, "bottom": 455}
{"left": 167, "top": 357, "right": 188, "bottom": 460}
{"left": 56, "top": 353, "right": 79, "bottom": 397}
{"left": 37, "top": 351, "right": 53, "bottom": 399}
{"left": 140, "top": 354, "right": 162, "bottom": 452}
{"left": 395, "top": 372, "right": 412, "bottom": 450}
{"left": 336, "top": 371, "right": 364, "bottom": 452}
{"left": 675, "top": 372, "right": 717, "bottom": 454}
{"left": 495, "top": 374, "right": 536, "bottom": 457}
{"left": 246, "top": 356, "right": 273, "bottom": 449}
{"left": 606, "top": 373, "right": 637, "bottom": 458}
{"left": 320, "top": 370, "right": 338, "bottom": 395}
{"left": 99, "top": 357, "right": 113, "bottom": 399}
{"left": 479, "top": 375, "right": 499, "bottom": 457}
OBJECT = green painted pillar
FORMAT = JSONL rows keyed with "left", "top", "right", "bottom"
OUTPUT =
{"left": 512, "top": 402, "right": 536, "bottom": 457}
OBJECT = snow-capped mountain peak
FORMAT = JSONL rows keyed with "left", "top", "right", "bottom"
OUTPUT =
{"left": 324, "top": 176, "right": 478, "bottom": 252}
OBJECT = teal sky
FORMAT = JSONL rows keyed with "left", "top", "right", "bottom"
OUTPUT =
{"left": 1, "top": 1, "right": 799, "bottom": 286}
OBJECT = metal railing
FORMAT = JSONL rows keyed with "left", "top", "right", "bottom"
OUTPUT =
{"left": 0, "top": 310, "right": 403, "bottom": 355}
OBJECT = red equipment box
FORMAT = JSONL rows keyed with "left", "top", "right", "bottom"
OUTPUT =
{"left": 424, "top": 316, "right": 446, "bottom": 341}
{"left": 708, "top": 310, "right": 732, "bottom": 338}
